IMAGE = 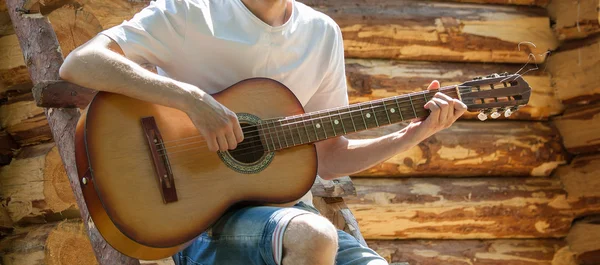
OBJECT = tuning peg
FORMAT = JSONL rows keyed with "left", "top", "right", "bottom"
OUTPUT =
{"left": 477, "top": 111, "right": 488, "bottom": 121}
{"left": 504, "top": 107, "right": 517, "bottom": 117}
{"left": 490, "top": 111, "right": 501, "bottom": 119}
{"left": 473, "top": 76, "right": 483, "bottom": 80}
{"left": 500, "top": 72, "right": 509, "bottom": 77}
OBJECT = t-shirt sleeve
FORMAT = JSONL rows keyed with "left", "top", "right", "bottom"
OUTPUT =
{"left": 99, "top": 0, "right": 187, "bottom": 67}
{"left": 303, "top": 24, "right": 349, "bottom": 113}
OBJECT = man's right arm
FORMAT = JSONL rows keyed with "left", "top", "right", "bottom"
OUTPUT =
{"left": 59, "top": 35, "right": 243, "bottom": 152}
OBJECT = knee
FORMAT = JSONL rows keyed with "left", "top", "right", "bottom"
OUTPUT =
{"left": 283, "top": 214, "right": 338, "bottom": 253}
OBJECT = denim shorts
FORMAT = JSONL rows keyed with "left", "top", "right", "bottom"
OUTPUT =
{"left": 172, "top": 201, "right": 387, "bottom": 265}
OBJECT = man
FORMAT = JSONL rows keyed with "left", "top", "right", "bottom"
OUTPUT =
{"left": 59, "top": 0, "right": 467, "bottom": 264}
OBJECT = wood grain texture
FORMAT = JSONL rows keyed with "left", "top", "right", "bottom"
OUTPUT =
{"left": 313, "top": 197, "right": 368, "bottom": 246}
{"left": 443, "top": 0, "right": 549, "bottom": 5}
{"left": 306, "top": 0, "right": 558, "bottom": 63}
{"left": 348, "top": 121, "right": 565, "bottom": 177}
{"left": 0, "top": 204, "right": 13, "bottom": 239}
{"left": 0, "top": 130, "right": 18, "bottom": 166}
{"left": 0, "top": 34, "right": 31, "bottom": 98}
{"left": 32, "top": 80, "right": 97, "bottom": 108}
{"left": 0, "top": 98, "right": 52, "bottom": 146}
{"left": 346, "top": 59, "right": 563, "bottom": 120}
{"left": 78, "top": 0, "right": 147, "bottom": 29}
{"left": 556, "top": 154, "right": 600, "bottom": 217}
{"left": 0, "top": 143, "right": 79, "bottom": 224}
{"left": 368, "top": 239, "right": 565, "bottom": 265}
{"left": 346, "top": 177, "right": 582, "bottom": 239}
{"left": 548, "top": 0, "right": 600, "bottom": 40}
{"left": 46, "top": 4, "right": 103, "bottom": 57}
{"left": 311, "top": 176, "right": 357, "bottom": 198}
{"left": 5, "top": 0, "right": 139, "bottom": 263}
{"left": 0, "top": 220, "right": 98, "bottom": 265}
{"left": 547, "top": 34, "right": 600, "bottom": 106}
{"left": 566, "top": 216, "right": 600, "bottom": 265}
{"left": 552, "top": 103, "right": 600, "bottom": 155}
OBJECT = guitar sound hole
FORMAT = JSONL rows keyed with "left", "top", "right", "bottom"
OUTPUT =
{"left": 228, "top": 124, "right": 266, "bottom": 164}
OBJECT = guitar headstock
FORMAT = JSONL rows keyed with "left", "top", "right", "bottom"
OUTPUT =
{"left": 458, "top": 72, "right": 531, "bottom": 121}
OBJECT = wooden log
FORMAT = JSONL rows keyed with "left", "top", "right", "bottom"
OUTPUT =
{"left": 46, "top": 4, "right": 103, "bottom": 57}
{"left": 0, "top": 34, "right": 31, "bottom": 98}
{"left": 0, "top": 142, "right": 79, "bottom": 224}
{"left": 0, "top": 130, "right": 18, "bottom": 166}
{"left": 0, "top": 220, "right": 98, "bottom": 265}
{"left": 6, "top": 0, "right": 139, "bottom": 263}
{"left": 346, "top": 177, "right": 578, "bottom": 239}
{"left": 0, "top": 0, "right": 14, "bottom": 37}
{"left": 349, "top": 121, "right": 565, "bottom": 177}
{"left": 556, "top": 154, "right": 600, "bottom": 217}
{"left": 306, "top": 0, "right": 558, "bottom": 63}
{"left": 547, "top": 34, "right": 600, "bottom": 106}
{"left": 367, "top": 239, "right": 565, "bottom": 265}
{"left": 566, "top": 215, "right": 600, "bottom": 265}
{"left": 552, "top": 103, "right": 600, "bottom": 155}
{"left": 548, "top": 0, "right": 600, "bottom": 41}
{"left": 445, "top": 0, "right": 549, "bottom": 5}
{"left": 0, "top": 204, "right": 13, "bottom": 238}
{"left": 0, "top": 96, "right": 52, "bottom": 146}
{"left": 313, "top": 196, "right": 368, "bottom": 246}
{"left": 346, "top": 59, "right": 563, "bottom": 120}
{"left": 77, "top": 0, "right": 147, "bottom": 30}
{"left": 311, "top": 176, "right": 356, "bottom": 198}
{"left": 140, "top": 259, "right": 175, "bottom": 265}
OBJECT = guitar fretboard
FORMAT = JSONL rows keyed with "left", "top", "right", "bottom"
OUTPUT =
{"left": 259, "top": 87, "right": 459, "bottom": 152}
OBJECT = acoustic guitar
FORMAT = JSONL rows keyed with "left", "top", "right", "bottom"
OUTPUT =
{"left": 75, "top": 73, "right": 531, "bottom": 259}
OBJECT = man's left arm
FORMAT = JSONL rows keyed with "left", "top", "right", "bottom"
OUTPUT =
{"left": 310, "top": 22, "right": 466, "bottom": 180}
{"left": 315, "top": 80, "right": 467, "bottom": 180}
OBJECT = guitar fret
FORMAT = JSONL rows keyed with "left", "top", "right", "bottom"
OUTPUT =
{"left": 382, "top": 100, "right": 391, "bottom": 124}
{"left": 394, "top": 97, "right": 404, "bottom": 121}
{"left": 302, "top": 116, "right": 312, "bottom": 143}
{"left": 369, "top": 102, "right": 379, "bottom": 127}
{"left": 349, "top": 106, "right": 358, "bottom": 132}
{"left": 311, "top": 117, "right": 319, "bottom": 141}
{"left": 337, "top": 109, "right": 347, "bottom": 134}
{"left": 260, "top": 125, "right": 272, "bottom": 152}
{"left": 266, "top": 121, "right": 277, "bottom": 151}
{"left": 279, "top": 120, "right": 289, "bottom": 148}
{"left": 273, "top": 121, "right": 284, "bottom": 149}
{"left": 359, "top": 104, "right": 368, "bottom": 129}
{"left": 328, "top": 112, "right": 337, "bottom": 136}
{"left": 285, "top": 119, "right": 296, "bottom": 146}
{"left": 408, "top": 95, "right": 418, "bottom": 118}
{"left": 294, "top": 117, "right": 304, "bottom": 145}
{"left": 318, "top": 115, "right": 328, "bottom": 138}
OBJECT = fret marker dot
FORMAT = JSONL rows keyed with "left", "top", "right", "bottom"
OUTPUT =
{"left": 316, "top": 123, "right": 321, "bottom": 129}
{"left": 390, "top": 108, "right": 396, "bottom": 113}
{"left": 334, "top": 120, "right": 339, "bottom": 125}
{"left": 366, "top": 113, "right": 371, "bottom": 118}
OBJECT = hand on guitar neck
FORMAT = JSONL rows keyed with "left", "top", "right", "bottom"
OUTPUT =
{"left": 403, "top": 80, "right": 468, "bottom": 143}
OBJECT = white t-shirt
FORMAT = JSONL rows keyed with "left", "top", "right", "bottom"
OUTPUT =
{"left": 101, "top": 0, "right": 349, "bottom": 205}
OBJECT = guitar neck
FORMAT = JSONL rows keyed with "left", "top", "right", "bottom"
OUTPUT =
{"left": 259, "top": 85, "right": 460, "bottom": 151}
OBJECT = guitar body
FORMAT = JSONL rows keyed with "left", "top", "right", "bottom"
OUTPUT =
{"left": 76, "top": 78, "right": 317, "bottom": 259}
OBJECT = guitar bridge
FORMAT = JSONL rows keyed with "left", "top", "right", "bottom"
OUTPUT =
{"left": 141, "top": 116, "right": 178, "bottom": 204}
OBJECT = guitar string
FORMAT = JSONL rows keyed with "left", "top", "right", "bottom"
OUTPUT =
{"left": 157, "top": 86, "right": 460, "bottom": 146}
{"left": 155, "top": 89, "right": 470, "bottom": 156}
{"left": 155, "top": 94, "right": 440, "bottom": 154}
{"left": 155, "top": 89, "right": 463, "bottom": 152}
{"left": 163, "top": 108, "right": 435, "bottom": 160}
{"left": 160, "top": 105, "right": 435, "bottom": 158}
{"left": 157, "top": 103, "right": 426, "bottom": 156}
{"left": 157, "top": 86, "right": 525, "bottom": 159}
